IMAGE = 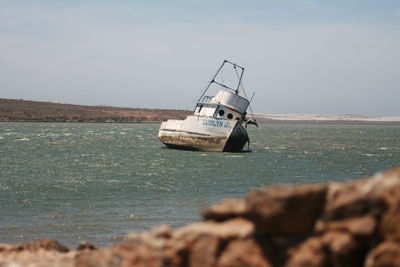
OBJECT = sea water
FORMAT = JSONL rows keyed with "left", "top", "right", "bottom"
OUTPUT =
{"left": 0, "top": 122, "right": 399, "bottom": 247}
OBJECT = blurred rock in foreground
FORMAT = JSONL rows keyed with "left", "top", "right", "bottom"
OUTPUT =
{"left": 2, "top": 168, "right": 400, "bottom": 267}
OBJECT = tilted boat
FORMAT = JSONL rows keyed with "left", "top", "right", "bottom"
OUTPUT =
{"left": 158, "top": 60, "right": 257, "bottom": 152}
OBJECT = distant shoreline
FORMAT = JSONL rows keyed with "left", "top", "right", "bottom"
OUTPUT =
{"left": 0, "top": 120, "right": 163, "bottom": 123}
{"left": 1, "top": 98, "right": 399, "bottom": 125}
{"left": 256, "top": 119, "right": 400, "bottom": 125}
{"left": 0, "top": 98, "right": 191, "bottom": 123}
{"left": 254, "top": 113, "right": 400, "bottom": 125}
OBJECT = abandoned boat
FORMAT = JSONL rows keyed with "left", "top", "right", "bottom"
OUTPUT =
{"left": 158, "top": 60, "right": 257, "bottom": 152}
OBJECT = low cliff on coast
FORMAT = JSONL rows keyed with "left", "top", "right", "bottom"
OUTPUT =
{"left": 2, "top": 168, "right": 400, "bottom": 266}
{"left": 0, "top": 98, "right": 191, "bottom": 122}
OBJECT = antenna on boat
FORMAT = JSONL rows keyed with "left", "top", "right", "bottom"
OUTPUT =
{"left": 235, "top": 71, "right": 258, "bottom": 127}
{"left": 250, "top": 92, "right": 255, "bottom": 103}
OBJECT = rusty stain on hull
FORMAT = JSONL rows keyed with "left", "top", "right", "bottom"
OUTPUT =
{"left": 159, "top": 134, "right": 228, "bottom": 152}
{"left": 159, "top": 123, "right": 249, "bottom": 152}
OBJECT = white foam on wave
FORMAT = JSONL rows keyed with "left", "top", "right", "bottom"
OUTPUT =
{"left": 16, "top": 138, "right": 30, "bottom": 141}
{"left": 105, "top": 179, "right": 119, "bottom": 183}
{"left": 4, "top": 132, "right": 18, "bottom": 136}
{"left": 0, "top": 183, "right": 9, "bottom": 191}
{"left": 144, "top": 181, "right": 153, "bottom": 186}
{"left": 37, "top": 133, "right": 60, "bottom": 138}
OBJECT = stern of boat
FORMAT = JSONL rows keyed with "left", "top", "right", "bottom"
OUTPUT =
{"left": 223, "top": 122, "right": 249, "bottom": 152}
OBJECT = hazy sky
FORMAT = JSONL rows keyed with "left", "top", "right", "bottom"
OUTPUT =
{"left": 1, "top": 0, "right": 399, "bottom": 116}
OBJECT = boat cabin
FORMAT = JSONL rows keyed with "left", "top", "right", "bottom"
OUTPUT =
{"left": 194, "top": 89, "right": 249, "bottom": 121}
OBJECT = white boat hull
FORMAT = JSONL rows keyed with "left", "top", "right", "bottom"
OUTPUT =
{"left": 158, "top": 116, "right": 249, "bottom": 152}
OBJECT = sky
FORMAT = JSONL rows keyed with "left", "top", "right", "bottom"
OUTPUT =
{"left": 1, "top": 0, "right": 400, "bottom": 116}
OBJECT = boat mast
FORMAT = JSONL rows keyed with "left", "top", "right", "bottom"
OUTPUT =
{"left": 197, "top": 60, "right": 245, "bottom": 102}
{"left": 197, "top": 60, "right": 226, "bottom": 103}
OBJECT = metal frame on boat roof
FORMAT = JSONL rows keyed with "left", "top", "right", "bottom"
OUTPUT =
{"left": 197, "top": 60, "right": 245, "bottom": 103}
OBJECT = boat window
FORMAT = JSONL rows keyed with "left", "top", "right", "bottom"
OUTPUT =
{"left": 236, "top": 117, "right": 240, "bottom": 120}
{"left": 218, "top": 110, "right": 225, "bottom": 116}
{"left": 198, "top": 105, "right": 203, "bottom": 113}
{"left": 227, "top": 113, "right": 233, "bottom": 119}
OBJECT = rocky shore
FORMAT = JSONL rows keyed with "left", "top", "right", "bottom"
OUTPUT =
{"left": 2, "top": 168, "right": 400, "bottom": 266}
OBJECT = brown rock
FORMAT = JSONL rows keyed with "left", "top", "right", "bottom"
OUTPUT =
{"left": 286, "top": 231, "right": 365, "bottom": 267}
{"left": 319, "top": 168, "right": 400, "bottom": 244}
{"left": 203, "top": 185, "right": 328, "bottom": 235}
{"left": 321, "top": 231, "right": 366, "bottom": 267}
{"left": 378, "top": 169, "right": 400, "bottom": 241}
{"left": 79, "top": 219, "right": 255, "bottom": 267}
{"left": 322, "top": 182, "right": 385, "bottom": 222}
{"left": 0, "top": 239, "right": 76, "bottom": 267}
{"left": 381, "top": 203, "right": 400, "bottom": 242}
{"left": 256, "top": 235, "right": 305, "bottom": 266}
{"left": 285, "top": 236, "right": 327, "bottom": 267}
{"left": 189, "top": 234, "right": 220, "bottom": 267}
{"left": 217, "top": 239, "right": 272, "bottom": 267}
{"left": 2, "top": 239, "right": 69, "bottom": 253}
{"left": 77, "top": 225, "right": 179, "bottom": 267}
{"left": 174, "top": 218, "right": 255, "bottom": 267}
{"left": 174, "top": 218, "right": 255, "bottom": 242}
{"left": 246, "top": 184, "right": 327, "bottom": 235}
{"left": 365, "top": 241, "right": 400, "bottom": 267}
{"left": 77, "top": 241, "right": 97, "bottom": 251}
{"left": 203, "top": 198, "right": 247, "bottom": 221}
{"left": 315, "top": 216, "right": 377, "bottom": 237}
{"left": 149, "top": 224, "right": 173, "bottom": 239}
{"left": 323, "top": 169, "right": 400, "bottom": 222}
{"left": 77, "top": 241, "right": 164, "bottom": 267}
